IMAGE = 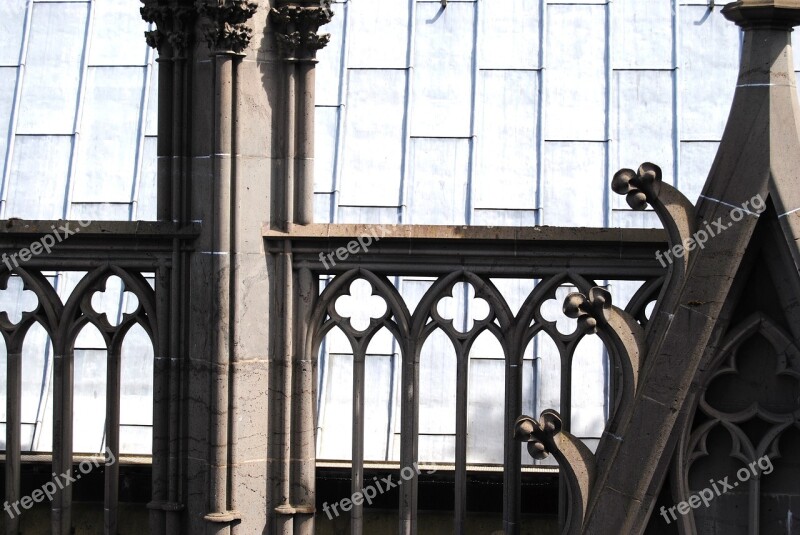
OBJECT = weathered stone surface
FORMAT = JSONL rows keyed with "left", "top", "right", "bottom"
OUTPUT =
{"left": 264, "top": 222, "right": 666, "bottom": 243}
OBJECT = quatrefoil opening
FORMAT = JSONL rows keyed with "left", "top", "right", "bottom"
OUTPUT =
{"left": 612, "top": 162, "right": 662, "bottom": 211}
{"left": 90, "top": 275, "right": 140, "bottom": 328}
{"left": 435, "top": 282, "right": 490, "bottom": 333}
{"left": 334, "top": 278, "right": 388, "bottom": 333}
{"left": 0, "top": 275, "right": 39, "bottom": 326}
{"left": 540, "top": 285, "right": 582, "bottom": 335}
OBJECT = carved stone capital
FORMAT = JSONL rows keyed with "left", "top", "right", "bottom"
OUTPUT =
{"left": 270, "top": 1, "right": 334, "bottom": 62}
{"left": 196, "top": 0, "right": 259, "bottom": 54}
{"left": 140, "top": 1, "right": 196, "bottom": 57}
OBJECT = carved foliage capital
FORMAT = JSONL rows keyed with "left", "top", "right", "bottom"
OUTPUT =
{"left": 196, "top": 0, "right": 259, "bottom": 54}
{"left": 140, "top": 1, "right": 196, "bottom": 56}
{"left": 141, "top": 1, "right": 258, "bottom": 55}
{"left": 270, "top": 1, "right": 334, "bottom": 61}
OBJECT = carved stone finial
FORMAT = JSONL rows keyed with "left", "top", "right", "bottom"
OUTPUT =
{"left": 140, "top": 2, "right": 196, "bottom": 56}
{"left": 563, "top": 287, "right": 612, "bottom": 334}
{"left": 611, "top": 162, "right": 662, "bottom": 211}
{"left": 270, "top": 1, "right": 334, "bottom": 62}
{"left": 514, "top": 410, "right": 563, "bottom": 461}
{"left": 196, "top": 0, "right": 259, "bottom": 54}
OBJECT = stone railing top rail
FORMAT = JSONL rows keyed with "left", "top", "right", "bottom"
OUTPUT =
{"left": 263, "top": 223, "right": 666, "bottom": 244}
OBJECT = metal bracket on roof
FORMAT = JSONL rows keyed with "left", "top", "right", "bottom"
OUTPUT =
{"left": 708, "top": 0, "right": 715, "bottom": 10}
{"left": 441, "top": 0, "right": 447, "bottom": 7}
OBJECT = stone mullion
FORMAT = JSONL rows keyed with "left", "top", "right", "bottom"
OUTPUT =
{"left": 503, "top": 329, "right": 525, "bottom": 535}
{"left": 51, "top": 342, "right": 74, "bottom": 535}
{"left": 104, "top": 342, "right": 123, "bottom": 535}
{"left": 4, "top": 339, "right": 22, "bottom": 535}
